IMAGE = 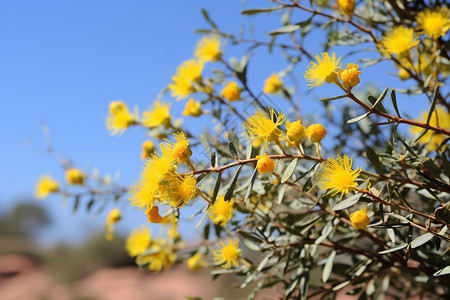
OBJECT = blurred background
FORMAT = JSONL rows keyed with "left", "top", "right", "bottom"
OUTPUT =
{"left": 0, "top": 0, "right": 430, "bottom": 299}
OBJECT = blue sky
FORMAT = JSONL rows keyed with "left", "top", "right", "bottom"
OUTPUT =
{"left": 0, "top": 0, "right": 431, "bottom": 245}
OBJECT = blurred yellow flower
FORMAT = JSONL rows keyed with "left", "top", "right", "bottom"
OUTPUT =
{"left": 35, "top": 175, "right": 59, "bottom": 199}
{"left": 336, "top": 0, "right": 355, "bottom": 16}
{"left": 307, "top": 124, "right": 327, "bottom": 143}
{"left": 142, "top": 100, "right": 171, "bottom": 128}
{"left": 182, "top": 98, "right": 203, "bottom": 117}
{"left": 125, "top": 226, "right": 152, "bottom": 257}
{"left": 338, "top": 63, "right": 361, "bottom": 90}
{"left": 381, "top": 26, "right": 419, "bottom": 56}
{"left": 187, "top": 252, "right": 208, "bottom": 270}
{"left": 256, "top": 153, "right": 276, "bottom": 174}
{"left": 208, "top": 196, "right": 233, "bottom": 226}
{"left": 416, "top": 7, "right": 450, "bottom": 39}
{"left": 106, "top": 101, "right": 136, "bottom": 135}
{"left": 169, "top": 59, "right": 204, "bottom": 100}
{"left": 318, "top": 155, "right": 361, "bottom": 197}
{"left": 411, "top": 106, "right": 449, "bottom": 151}
{"left": 286, "top": 120, "right": 306, "bottom": 144}
{"left": 245, "top": 108, "right": 285, "bottom": 146}
{"left": 65, "top": 168, "right": 85, "bottom": 185}
{"left": 163, "top": 174, "right": 199, "bottom": 208}
{"left": 263, "top": 73, "right": 283, "bottom": 94}
{"left": 136, "top": 238, "right": 176, "bottom": 272}
{"left": 162, "top": 132, "right": 192, "bottom": 164}
{"left": 222, "top": 81, "right": 242, "bottom": 101}
{"left": 304, "top": 52, "right": 341, "bottom": 88}
{"left": 194, "top": 35, "right": 222, "bottom": 62}
{"left": 141, "top": 140, "right": 155, "bottom": 160}
{"left": 350, "top": 208, "right": 370, "bottom": 229}
{"left": 105, "top": 208, "right": 121, "bottom": 241}
{"left": 213, "top": 238, "right": 242, "bottom": 268}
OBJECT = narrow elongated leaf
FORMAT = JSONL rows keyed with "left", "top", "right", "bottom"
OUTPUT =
{"left": 391, "top": 90, "right": 401, "bottom": 117}
{"left": 269, "top": 24, "right": 301, "bottom": 35}
{"left": 201, "top": 8, "right": 217, "bottom": 29}
{"left": 410, "top": 232, "right": 433, "bottom": 248}
{"left": 433, "top": 265, "right": 450, "bottom": 276}
{"left": 281, "top": 158, "right": 298, "bottom": 183}
{"left": 211, "top": 171, "right": 222, "bottom": 205}
{"left": 195, "top": 173, "right": 208, "bottom": 184}
{"left": 228, "top": 142, "right": 238, "bottom": 158}
{"left": 347, "top": 112, "right": 370, "bottom": 124}
{"left": 211, "top": 152, "right": 216, "bottom": 167}
{"left": 379, "top": 243, "right": 408, "bottom": 254}
{"left": 426, "top": 86, "right": 439, "bottom": 125}
{"left": 332, "top": 193, "right": 361, "bottom": 211}
{"left": 322, "top": 253, "right": 336, "bottom": 282}
{"left": 225, "top": 165, "right": 243, "bottom": 202}
{"left": 366, "top": 148, "right": 385, "bottom": 174}
{"left": 200, "top": 134, "right": 212, "bottom": 157}
{"left": 319, "top": 95, "right": 347, "bottom": 101}
{"left": 73, "top": 196, "right": 80, "bottom": 212}
{"left": 241, "top": 6, "right": 284, "bottom": 15}
{"left": 244, "top": 168, "right": 258, "bottom": 203}
{"left": 228, "top": 130, "right": 240, "bottom": 151}
{"left": 369, "top": 88, "right": 389, "bottom": 113}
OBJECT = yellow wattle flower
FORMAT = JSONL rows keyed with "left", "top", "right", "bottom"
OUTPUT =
{"left": 35, "top": 175, "right": 59, "bottom": 199}
{"left": 65, "top": 168, "right": 85, "bottom": 185}
{"left": 222, "top": 81, "right": 242, "bottom": 101}
{"left": 213, "top": 238, "right": 242, "bottom": 268}
{"left": 245, "top": 108, "right": 285, "bottom": 147}
{"left": 182, "top": 98, "right": 203, "bottom": 117}
{"left": 307, "top": 124, "right": 327, "bottom": 143}
{"left": 350, "top": 208, "right": 370, "bottom": 229}
{"left": 187, "top": 252, "right": 208, "bottom": 270}
{"left": 286, "top": 120, "right": 306, "bottom": 143}
{"left": 163, "top": 174, "right": 199, "bottom": 208}
{"left": 338, "top": 63, "right": 361, "bottom": 90}
{"left": 256, "top": 153, "right": 276, "bottom": 174}
{"left": 304, "top": 52, "right": 341, "bottom": 88}
{"left": 141, "top": 140, "right": 156, "bottom": 160}
{"left": 105, "top": 208, "right": 122, "bottom": 241}
{"left": 208, "top": 196, "right": 234, "bottom": 226}
{"left": 336, "top": 0, "right": 355, "bottom": 16}
{"left": 411, "top": 106, "right": 449, "bottom": 151}
{"left": 416, "top": 7, "right": 450, "bottom": 39}
{"left": 125, "top": 226, "right": 152, "bottom": 257}
{"left": 380, "top": 26, "right": 419, "bottom": 56}
{"left": 263, "top": 73, "right": 283, "bottom": 94}
{"left": 162, "top": 132, "right": 192, "bottom": 164}
{"left": 142, "top": 100, "right": 171, "bottom": 128}
{"left": 169, "top": 59, "right": 204, "bottom": 100}
{"left": 136, "top": 238, "right": 176, "bottom": 272}
{"left": 318, "top": 155, "right": 361, "bottom": 197}
{"left": 106, "top": 101, "right": 136, "bottom": 135}
{"left": 194, "top": 35, "right": 222, "bottom": 62}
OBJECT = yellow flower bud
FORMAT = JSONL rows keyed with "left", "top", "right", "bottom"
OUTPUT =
{"left": 109, "top": 100, "right": 126, "bottom": 114}
{"left": 337, "top": 0, "right": 355, "bottom": 16}
{"left": 263, "top": 73, "right": 284, "bottom": 94}
{"left": 338, "top": 63, "right": 361, "bottom": 90}
{"left": 141, "top": 140, "right": 155, "bottom": 160}
{"left": 350, "top": 208, "right": 370, "bottom": 229}
{"left": 222, "top": 81, "right": 242, "bottom": 101}
{"left": 286, "top": 120, "right": 306, "bottom": 143}
{"left": 182, "top": 98, "right": 203, "bottom": 117}
{"left": 307, "top": 124, "right": 327, "bottom": 143}
{"left": 256, "top": 153, "right": 276, "bottom": 174}
{"left": 65, "top": 168, "right": 85, "bottom": 185}
{"left": 35, "top": 175, "right": 59, "bottom": 199}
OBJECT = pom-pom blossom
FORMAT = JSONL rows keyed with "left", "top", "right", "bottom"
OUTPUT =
{"left": 162, "top": 132, "right": 192, "bottom": 164}
{"left": 318, "top": 155, "right": 361, "bottom": 197}
{"left": 213, "top": 238, "right": 242, "bottom": 268}
{"left": 256, "top": 153, "right": 276, "bottom": 174}
{"left": 182, "top": 98, "right": 203, "bottom": 117}
{"left": 136, "top": 238, "right": 176, "bottom": 272}
{"left": 65, "top": 168, "right": 85, "bottom": 185}
{"left": 106, "top": 101, "right": 136, "bottom": 135}
{"left": 208, "top": 196, "right": 234, "bottom": 226}
{"left": 381, "top": 26, "right": 419, "bottom": 56}
{"left": 307, "top": 124, "right": 327, "bottom": 143}
{"left": 304, "top": 52, "right": 341, "bottom": 88}
{"left": 187, "top": 252, "right": 208, "bottom": 270}
{"left": 125, "top": 226, "right": 152, "bottom": 257}
{"left": 337, "top": 0, "right": 355, "bottom": 16}
{"left": 163, "top": 174, "right": 199, "bottom": 208}
{"left": 416, "top": 7, "right": 450, "bottom": 39}
{"left": 263, "top": 73, "right": 283, "bottom": 94}
{"left": 169, "top": 59, "right": 204, "bottom": 100}
{"left": 142, "top": 100, "right": 171, "bottom": 128}
{"left": 35, "top": 175, "right": 59, "bottom": 199}
{"left": 286, "top": 120, "right": 306, "bottom": 144}
{"left": 338, "top": 63, "right": 361, "bottom": 90}
{"left": 141, "top": 140, "right": 155, "bottom": 160}
{"left": 105, "top": 208, "right": 122, "bottom": 241}
{"left": 350, "top": 208, "right": 370, "bottom": 229}
{"left": 245, "top": 108, "right": 285, "bottom": 147}
{"left": 222, "top": 81, "right": 242, "bottom": 101}
{"left": 194, "top": 35, "right": 222, "bottom": 62}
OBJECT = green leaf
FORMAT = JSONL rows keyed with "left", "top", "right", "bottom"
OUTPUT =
{"left": 332, "top": 280, "right": 350, "bottom": 291}
{"left": 332, "top": 193, "right": 361, "bottom": 211}
{"left": 200, "top": 134, "right": 212, "bottom": 157}
{"left": 441, "top": 152, "right": 450, "bottom": 178}
{"left": 322, "top": 250, "right": 336, "bottom": 283}
{"left": 211, "top": 152, "right": 217, "bottom": 167}
{"left": 269, "top": 24, "right": 301, "bottom": 35}
{"left": 211, "top": 171, "right": 222, "bottom": 205}
{"left": 201, "top": 8, "right": 217, "bottom": 29}
{"left": 241, "top": 6, "right": 284, "bottom": 15}
{"left": 410, "top": 232, "right": 433, "bottom": 249}
{"left": 228, "top": 141, "right": 238, "bottom": 158}
{"left": 238, "top": 230, "right": 264, "bottom": 244}
{"left": 433, "top": 265, "right": 450, "bottom": 276}
{"left": 365, "top": 148, "right": 385, "bottom": 174}
{"left": 244, "top": 168, "right": 258, "bottom": 204}
{"left": 73, "top": 196, "right": 80, "bottom": 212}
{"left": 426, "top": 86, "right": 439, "bottom": 125}
{"left": 86, "top": 198, "right": 95, "bottom": 211}
{"left": 347, "top": 112, "right": 370, "bottom": 124}
{"left": 281, "top": 158, "right": 298, "bottom": 183}
{"left": 196, "top": 173, "right": 209, "bottom": 184}
{"left": 228, "top": 130, "right": 240, "bottom": 151}
{"left": 368, "top": 88, "right": 389, "bottom": 113}
{"left": 318, "top": 94, "right": 348, "bottom": 101}
{"left": 378, "top": 243, "right": 408, "bottom": 254}
{"left": 224, "top": 165, "right": 243, "bottom": 202}
{"left": 390, "top": 89, "right": 401, "bottom": 117}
